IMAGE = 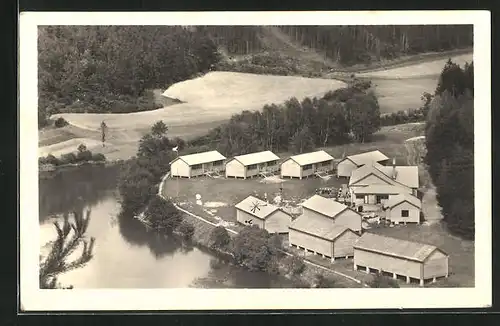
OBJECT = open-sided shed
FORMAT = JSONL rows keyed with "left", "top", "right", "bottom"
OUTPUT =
{"left": 225, "top": 150, "right": 280, "bottom": 179}
{"left": 170, "top": 150, "right": 226, "bottom": 178}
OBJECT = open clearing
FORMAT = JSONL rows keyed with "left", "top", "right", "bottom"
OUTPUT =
{"left": 359, "top": 52, "right": 473, "bottom": 113}
{"left": 52, "top": 72, "right": 346, "bottom": 133}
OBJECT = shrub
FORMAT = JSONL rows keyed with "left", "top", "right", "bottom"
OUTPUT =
{"left": 59, "top": 152, "right": 77, "bottom": 165}
{"left": 143, "top": 196, "right": 183, "bottom": 233}
{"left": 76, "top": 150, "right": 93, "bottom": 162}
{"left": 91, "top": 153, "right": 106, "bottom": 162}
{"left": 283, "top": 255, "right": 306, "bottom": 276}
{"left": 54, "top": 117, "right": 69, "bottom": 128}
{"left": 313, "top": 273, "right": 337, "bottom": 288}
{"left": 177, "top": 221, "right": 195, "bottom": 241}
{"left": 209, "top": 226, "right": 230, "bottom": 250}
{"left": 44, "top": 154, "right": 60, "bottom": 165}
{"left": 368, "top": 272, "right": 400, "bottom": 288}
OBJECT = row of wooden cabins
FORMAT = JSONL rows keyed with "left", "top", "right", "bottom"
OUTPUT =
{"left": 169, "top": 149, "right": 335, "bottom": 179}
{"left": 234, "top": 193, "right": 448, "bottom": 286}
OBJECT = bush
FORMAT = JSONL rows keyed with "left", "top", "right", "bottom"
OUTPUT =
{"left": 177, "top": 221, "right": 195, "bottom": 240}
{"left": 209, "top": 226, "right": 230, "bottom": 250}
{"left": 143, "top": 196, "right": 183, "bottom": 233}
{"left": 54, "top": 117, "right": 69, "bottom": 128}
{"left": 76, "top": 150, "right": 93, "bottom": 162}
{"left": 91, "top": 153, "right": 106, "bottom": 162}
{"left": 231, "top": 225, "right": 276, "bottom": 272}
{"left": 59, "top": 152, "right": 77, "bottom": 165}
{"left": 368, "top": 272, "right": 400, "bottom": 288}
{"left": 313, "top": 273, "right": 337, "bottom": 288}
{"left": 283, "top": 255, "right": 306, "bottom": 276}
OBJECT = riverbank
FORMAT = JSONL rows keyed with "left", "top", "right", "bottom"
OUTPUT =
{"left": 39, "top": 159, "right": 124, "bottom": 178}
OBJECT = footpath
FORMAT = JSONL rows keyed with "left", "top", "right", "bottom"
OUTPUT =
{"left": 157, "top": 173, "right": 369, "bottom": 288}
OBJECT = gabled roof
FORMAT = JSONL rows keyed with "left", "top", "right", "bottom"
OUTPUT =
{"left": 235, "top": 195, "right": 287, "bottom": 220}
{"left": 354, "top": 232, "right": 447, "bottom": 262}
{"left": 341, "top": 150, "right": 389, "bottom": 166}
{"left": 290, "top": 216, "right": 354, "bottom": 241}
{"left": 170, "top": 150, "right": 226, "bottom": 166}
{"left": 352, "top": 185, "right": 412, "bottom": 195}
{"left": 385, "top": 193, "right": 422, "bottom": 209}
{"left": 349, "top": 163, "right": 396, "bottom": 187}
{"left": 285, "top": 150, "right": 334, "bottom": 166}
{"left": 300, "top": 195, "right": 352, "bottom": 219}
{"left": 376, "top": 166, "right": 420, "bottom": 189}
{"left": 229, "top": 150, "right": 280, "bottom": 166}
{"left": 349, "top": 163, "right": 419, "bottom": 189}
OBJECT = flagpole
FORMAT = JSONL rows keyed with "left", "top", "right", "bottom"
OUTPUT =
{"left": 176, "top": 150, "right": 179, "bottom": 199}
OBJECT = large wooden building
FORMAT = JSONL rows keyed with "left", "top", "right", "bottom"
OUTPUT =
{"left": 336, "top": 150, "right": 389, "bottom": 178}
{"left": 300, "top": 194, "right": 363, "bottom": 232}
{"left": 170, "top": 150, "right": 226, "bottom": 178}
{"left": 383, "top": 193, "right": 422, "bottom": 224}
{"left": 289, "top": 217, "right": 360, "bottom": 261}
{"left": 235, "top": 195, "right": 292, "bottom": 234}
{"left": 225, "top": 151, "right": 280, "bottom": 179}
{"left": 353, "top": 232, "right": 449, "bottom": 286}
{"left": 280, "top": 150, "right": 334, "bottom": 179}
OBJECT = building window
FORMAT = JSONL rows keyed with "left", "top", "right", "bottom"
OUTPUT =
{"left": 268, "top": 160, "right": 277, "bottom": 166}
{"left": 356, "top": 194, "right": 365, "bottom": 199}
{"left": 192, "top": 164, "right": 202, "bottom": 170}
{"left": 321, "top": 161, "right": 331, "bottom": 167}
{"left": 303, "top": 164, "right": 312, "bottom": 170}
{"left": 213, "top": 160, "right": 223, "bottom": 166}
{"left": 248, "top": 164, "right": 257, "bottom": 170}
{"left": 401, "top": 210, "right": 409, "bottom": 217}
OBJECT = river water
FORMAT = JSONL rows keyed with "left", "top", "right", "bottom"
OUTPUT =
{"left": 39, "top": 164, "right": 300, "bottom": 288}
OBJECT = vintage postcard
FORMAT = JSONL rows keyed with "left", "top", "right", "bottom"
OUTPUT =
{"left": 19, "top": 11, "right": 491, "bottom": 311}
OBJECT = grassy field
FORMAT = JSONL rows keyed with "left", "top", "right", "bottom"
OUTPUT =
{"left": 359, "top": 52, "right": 473, "bottom": 113}
{"left": 52, "top": 72, "right": 346, "bottom": 133}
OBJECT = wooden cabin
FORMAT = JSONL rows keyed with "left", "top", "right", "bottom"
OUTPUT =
{"left": 383, "top": 193, "right": 422, "bottom": 224}
{"left": 170, "top": 150, "right": 226, "bottom": 178}
{"left": 280, "top": 150, "right": 334, "bottom": 179}
{"left": 235, "top": 195, "right": 292, "bottom": 234}
{"left": 289, "top": 216, "right": 360, "bottom": 261}
{"left": 336, "top": 150, "right": 389, "bottom": 178}
{"left": 353, "top": 232, "right": 449, "bottom": 286}
{"left": 225, "top": 151, "right": 280, "bottom": 179}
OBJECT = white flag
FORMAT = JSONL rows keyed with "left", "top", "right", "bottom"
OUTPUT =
{"left": 172, "top": 146, "right": 178, "bottom": 152}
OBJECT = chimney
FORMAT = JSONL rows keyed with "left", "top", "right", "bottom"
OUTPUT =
{"left": 392, "top": 158, "right": 397, "bottom": 179}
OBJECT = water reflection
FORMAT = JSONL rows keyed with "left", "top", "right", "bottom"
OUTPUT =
{"left": 39, "top": 164, "right": 304, "bottom": 288}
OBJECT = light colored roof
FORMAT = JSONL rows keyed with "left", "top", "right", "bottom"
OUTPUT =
{"left": 300, "top": 195, "right": 349, "bottom": 218}
{"left": 171, "top": 150, "right": 226, "bottom": 166}
{"left": 354, "top": 232, "right": 446, "bottom": 262}
{"left": 352, "top": 185, "right": 412, "bottom": 195}
{"left": 344, "top": 150, "right": 389, "bottom": 166}
{"left": 377, "top": 166, "right": 419, "bottom": 188}
{"left": 231, "top": 150, "right": 280, "bottom": 166}
{"left": 385, "top": 193, "right": 422, "bottom": 209}
{"left": 235, "top": 195, "right": 284, "bottom": 220}
{"left": 287, "top": 150, "right": 334, "bottom": 166}
{"left": 349, "top": 163, "right": 419, "bottom": 189}
{"left": 290, "top": 216, "right": 352, "bottom": 241}
{"left": 349, "top": 163, "right": 395, "bottom": 186}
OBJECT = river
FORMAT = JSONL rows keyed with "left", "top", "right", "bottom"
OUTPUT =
{"left": 39, "top": 164, "right": 301, "bottom": 288}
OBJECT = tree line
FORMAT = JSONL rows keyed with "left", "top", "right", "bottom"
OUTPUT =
{"left": 187, "top": 81, "right": 381, "bottom": 157}
{"left": 38, "top": 26, "right": 220, "bottom": 127}
{"left": 425, "top": 59, "right": 474, "bottom": 239}
{"left": 198, "top": 25, "right": 472, "bottom": 65}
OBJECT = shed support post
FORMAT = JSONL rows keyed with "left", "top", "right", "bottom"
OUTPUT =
{"left": 345, "top": 256, "right": 349, "bottom": 259}
{"left": 419, "top": 279, "right": 424, "bottom": 286}
{"left": 365, "top": 266, "right": 370, "bottom": 274}
{"left": 406, "top": 276, "right": 410, "bottom": 284}
{"left": 432, "top": 277, "right": 436, "bottom": 283}
{"left": 392, "top": 273, "right": 397, "bottom": 279}
{"left": 331, "top": 257, "right": 335, "bottom": 263}
{"left": 353, "top": 264, "right": 357, "bottom": 270}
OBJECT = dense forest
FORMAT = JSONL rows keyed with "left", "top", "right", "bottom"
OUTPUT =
{"left": 201, "top": 25, "right": 472, "bottom": 64}
{"left": 38, "top": 26, "right": 220, "bottom": 127}
{"left": 425, "top": 59, "right": 474, "bottom": 239}
{"left": 186, "top": 81, "right": 380, "bottom": 157}
{"left": 38, "top": 25, "right": 472, "bottom": 128}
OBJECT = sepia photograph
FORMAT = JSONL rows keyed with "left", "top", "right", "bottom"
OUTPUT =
{"left": 19, "top": 11, "right": 491, "bottom": 311}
